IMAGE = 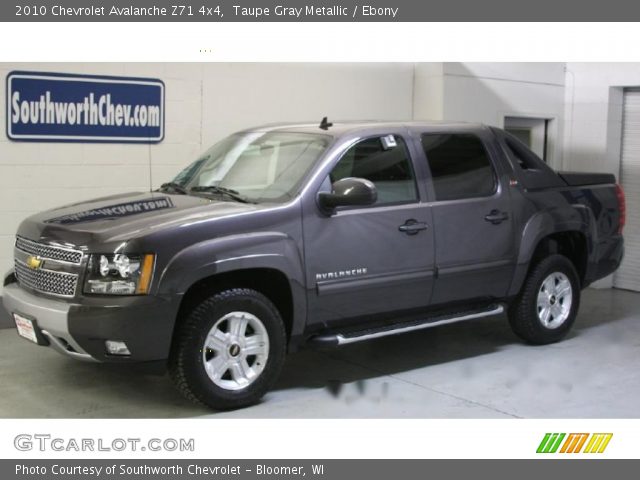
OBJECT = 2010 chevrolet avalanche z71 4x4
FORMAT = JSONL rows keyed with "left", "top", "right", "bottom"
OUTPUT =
{"left": 2, "top": 120, "right": 625, "bottom": 410}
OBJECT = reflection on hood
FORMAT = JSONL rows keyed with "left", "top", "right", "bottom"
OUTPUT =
{"left": 44, "top": 197, "right": 175, "bottom": 225}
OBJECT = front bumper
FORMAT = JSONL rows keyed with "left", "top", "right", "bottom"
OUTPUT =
{"left": 3, "top": 282, "right": 95, "bottom": 361}
{"left": 2, "top": 277, "right": 182, "bottom": 363}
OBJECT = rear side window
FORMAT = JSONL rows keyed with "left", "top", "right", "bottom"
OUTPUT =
{"left": 330, "top": 135, "right": 418, "bottom": 205}
{"left": 421, "top": 133, "right": 496, "bottom": 201}
{"left": 503, "top": 135, "right": 544, "bottom": 171}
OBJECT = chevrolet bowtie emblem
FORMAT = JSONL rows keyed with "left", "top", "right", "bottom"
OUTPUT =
{"left": 26, "top": 255, "right": 43, "bottom": 270}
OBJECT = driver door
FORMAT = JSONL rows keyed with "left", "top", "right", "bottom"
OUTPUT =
{"left": 302, "top": 133, "right": 435, "bottom": 329}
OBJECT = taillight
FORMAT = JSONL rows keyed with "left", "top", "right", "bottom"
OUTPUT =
{"left": 615, "top": 184, "right": 626, "bottom": 234}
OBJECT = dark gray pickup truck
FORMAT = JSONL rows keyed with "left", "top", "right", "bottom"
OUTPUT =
{"left": 2, "top": 120, "right": 625, "bottom": 409}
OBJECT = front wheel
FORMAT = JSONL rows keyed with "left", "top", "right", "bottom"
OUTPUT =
{"left": 169, "top": 288, "right": 287, "bottom": 410}
{"left": 508, "top": 254, "right": 581, "bottom": 345}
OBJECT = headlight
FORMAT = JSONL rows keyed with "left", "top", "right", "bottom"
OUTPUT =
{"left": 84, "top": 254, "right": 155, "bottom": 295}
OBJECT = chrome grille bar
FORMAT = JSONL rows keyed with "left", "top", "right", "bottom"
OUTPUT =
{"left": 14, "top": 260, "right": 79, "bottom": 298}
{"left": 15, "top": 236, "right": 83, "bottom": 264}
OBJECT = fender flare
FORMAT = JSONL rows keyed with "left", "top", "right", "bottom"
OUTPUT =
{"left": 158, "top": 232, "right": 307, "bottom": 338}
{"left": 508, "top": 205, "right": 597, "bottom": 296}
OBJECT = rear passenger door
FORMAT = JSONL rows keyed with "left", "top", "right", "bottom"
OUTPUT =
{"left": 419, "top": 131, "right": 516, "bottom": 305}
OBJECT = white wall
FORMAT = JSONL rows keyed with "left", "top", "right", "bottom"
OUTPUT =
{"left": 563, "top": 63, "right": 640, "bottom": 288}
{"left": 412, "top": 63, "right": 444, "bottom": 121}
{"left": 0, "top": 62, "right": 415, "bottom": 291}
{"left": 563, "top": 63, "right": 640, "bottom": 174}
{"left": 413, "top": 62, "right": 566, "bottom": 168}
{"left": 200, "top": 63, "right": 414, "bottom": 141}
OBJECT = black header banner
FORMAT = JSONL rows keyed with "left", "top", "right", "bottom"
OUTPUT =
{"left": 4, "top": 0, "right": 640, "bottom": 21}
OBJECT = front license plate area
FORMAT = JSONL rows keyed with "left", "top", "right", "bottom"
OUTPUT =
{"left": 13, "top": 313, "right": 47, "bottom": 345}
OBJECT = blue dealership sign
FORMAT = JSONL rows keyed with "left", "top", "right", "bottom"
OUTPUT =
{"left": 6, "top": 71, "right": 164, "bottom": 143}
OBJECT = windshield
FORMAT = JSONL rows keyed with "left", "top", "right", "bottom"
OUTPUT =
{"left": 170, "top": 131, "right": 331, "bottom": 203}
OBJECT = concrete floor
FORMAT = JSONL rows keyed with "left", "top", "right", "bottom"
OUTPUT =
{"left": 0, "top": 303, "right": 10, "bottom": 329}
{"left": 0, "top": 288, "right": 639, "bottom": 418}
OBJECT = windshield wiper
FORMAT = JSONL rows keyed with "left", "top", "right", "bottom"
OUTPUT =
{"left": 189, "top": 185, "right": 254, "bottom": 204}
{"left": 158, "top": 182, "right": 188, "bottom": 194}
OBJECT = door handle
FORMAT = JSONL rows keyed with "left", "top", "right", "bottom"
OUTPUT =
{"left": 399, "top": 219, "right": 428, "bottom": 235}
{"left": 484, "top": 209, "right": 509, "bottom": 225}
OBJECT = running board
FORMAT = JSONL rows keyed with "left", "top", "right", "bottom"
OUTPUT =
{"left": 310, "top": 304, "right": 505, "bottom": 346}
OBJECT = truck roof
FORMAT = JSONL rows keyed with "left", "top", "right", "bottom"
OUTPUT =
{"left": 240, "top": 120, "right": 488, "bottom": 137}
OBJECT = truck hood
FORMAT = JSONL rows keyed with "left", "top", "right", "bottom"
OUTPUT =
{"left": 16, "top": 191, "right": 264, "bottom": 246}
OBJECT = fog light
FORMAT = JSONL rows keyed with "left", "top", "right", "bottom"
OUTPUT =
{"left": 105, "top": 340, "right": 131, "bottom": 356}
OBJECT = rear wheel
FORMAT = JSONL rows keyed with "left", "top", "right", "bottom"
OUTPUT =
{"left": 508, "top": 254, "right": 580, "bottom": 344}
{"left": 169, "top": 288, "right": 286, "bottom": 410}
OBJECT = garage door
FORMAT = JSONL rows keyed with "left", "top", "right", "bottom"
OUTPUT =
{"left": 614, "top": 89, "right": 640, "bottom": 291}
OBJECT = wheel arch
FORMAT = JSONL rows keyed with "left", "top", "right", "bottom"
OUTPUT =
{"left": 175, "top": 267, "right": 297, "bottom": 343}
{"left": 159, "top": 233, "right": 307, "bottom": 352}
{"left": 530, "top": 232, "right": 589, "bottom": 284}
{"left": 508, "top": 207, "right": 596, "bottom": 296}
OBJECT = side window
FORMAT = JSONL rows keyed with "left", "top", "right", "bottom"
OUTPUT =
{"left": 503, "top": 135, "right": 543, "bottom": 171}
{"left": 496, "top": 129, "right": 566, "bottom": 190}
{"left": 330, "top": 135, "right": 418, "bottom": 205}
{"left": 421, "top": 134, "right": 496, "bottom": 201}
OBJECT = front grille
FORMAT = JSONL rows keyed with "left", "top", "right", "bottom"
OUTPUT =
{"left": 14, "top": 260, "right": 78, "bottom": 297}
{"left": 15, "top": 236, "right": 83, "bottom": 264}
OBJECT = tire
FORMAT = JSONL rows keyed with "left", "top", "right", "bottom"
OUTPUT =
{"left": 508, "top": 254, "right": 581, "bottom": 345}
{"left": 169, "top": 288, "right": 287, "bottom": 410}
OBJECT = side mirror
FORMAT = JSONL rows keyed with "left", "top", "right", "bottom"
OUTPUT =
{"left": 317, "top": 177, "right": 377, "bottom": 213}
